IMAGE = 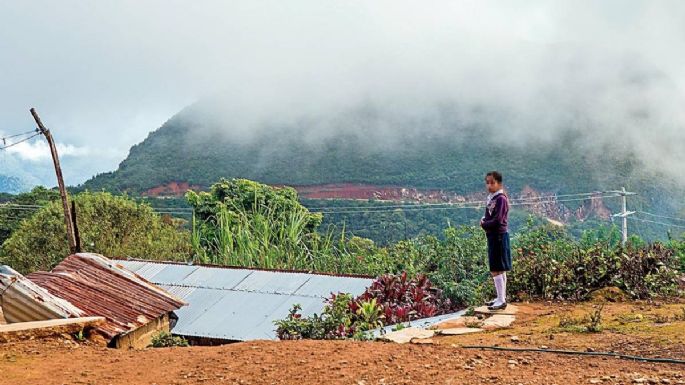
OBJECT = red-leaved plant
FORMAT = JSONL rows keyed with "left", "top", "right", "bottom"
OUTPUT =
{"left": 353, "top": 272, "right": 453, "bottom": 325}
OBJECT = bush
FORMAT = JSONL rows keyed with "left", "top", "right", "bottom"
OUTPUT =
{"left": 150, "top": 331, "right": 189, "bottom": 347}
{"left": 275, "top": 274, "right": 453, "bottom": 340}
{"left": 510, "top": 221, "right": 682, "bottom": 300}
{"left": 353, "top": 272, "right": 453, "bottom": 325}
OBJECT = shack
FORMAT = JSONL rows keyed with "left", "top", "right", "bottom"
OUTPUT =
{"left": 2, "top": 253, "right": 186, "bottom": 348}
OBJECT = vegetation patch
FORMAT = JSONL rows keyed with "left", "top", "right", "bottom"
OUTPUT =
{"left": 150, "top": 331, "right": 189, "bottom": 348}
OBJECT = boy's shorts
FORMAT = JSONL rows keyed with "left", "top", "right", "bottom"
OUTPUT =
{"left": 487, "top": 232, "right": 512, "bottom": 272}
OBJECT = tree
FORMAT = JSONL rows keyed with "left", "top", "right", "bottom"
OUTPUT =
{"left": 1, "top": 191, "right": 191, "bottom": 274}
{"left": 187, "top": 178, "right": 322, "bottom": 230}
{"left": 0, "top": 186, "right": 60, "bottom": 245}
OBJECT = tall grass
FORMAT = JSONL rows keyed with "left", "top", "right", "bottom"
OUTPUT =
{"left": 191, "top": 201, "right": 363, "bottom": 272}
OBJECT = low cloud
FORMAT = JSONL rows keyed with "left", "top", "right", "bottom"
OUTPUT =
{"left": 1, "top": 1, "right": 684, "bottom": 187}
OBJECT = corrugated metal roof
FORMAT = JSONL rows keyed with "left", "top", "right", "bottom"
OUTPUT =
{"left": 115, "top": 260, "right": 374, "bottom": 341}
{"left": 0, "top": 266, "right": 83, "bottom": 323}
{"left": 27, "top": 254, "right": 186, "bottom": 340}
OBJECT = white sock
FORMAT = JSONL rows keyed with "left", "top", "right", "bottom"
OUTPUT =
{"left": 493, "top": 275, "right": 504, "bottom": 305}
{"left": 501, "top": 273, "right": 507, "bottom": 303}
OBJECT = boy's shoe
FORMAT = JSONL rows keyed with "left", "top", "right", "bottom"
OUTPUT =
{"left": 486, "top": 299, "right": 497, "bottom": 306}
{"left": 487, "top": 302, "right": 507, "bottom": 311}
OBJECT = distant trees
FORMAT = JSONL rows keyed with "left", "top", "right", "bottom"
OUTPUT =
{"left": 0, "top": 186, "right": 60, "bottom": 245}
{"left": 0, "top": 191, "right": 191, "bottom": 273}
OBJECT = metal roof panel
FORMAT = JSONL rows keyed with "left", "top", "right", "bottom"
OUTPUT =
{"left": 112, "top": 260, "right": 374, "bottom": 341}
{"left": 294, "top": 275, "right": 372, "bottom": 298}
{"left": 179, "top": 267, "right": 254, "bottom": 290}
{"left": 232, "top": 270, "right": 312, "bottom": 295}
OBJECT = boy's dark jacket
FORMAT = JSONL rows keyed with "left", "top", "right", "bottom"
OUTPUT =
{"left": 481, "top": 193, "right": 509, "bottom": 234}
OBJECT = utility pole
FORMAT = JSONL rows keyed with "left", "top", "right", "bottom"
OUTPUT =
{"left": 30, "top": 108, "right": 77, "bottom": 254}
{"left": 612, "top": 187, "right": 636, "bottom": 246}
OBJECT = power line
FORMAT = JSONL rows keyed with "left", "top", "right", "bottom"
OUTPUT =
{"left": 636, "top": 211, "right": 685, "bottom": 222}
{"left": 0, "top": 132, "right": 42, "bottom": 150}
{"left": 313, "top": 194, "right": 624, "bottom": 214}
{"left": 304, "top": 191, "right": 617, "bottom": 211}
{"left": 317, "top": 192, "right": 623, "bottom": 210}
{"left": 1, "top": 128, "right": 39, "bottom": 141}
{"left": 629, "top": 217, "right": 685, "bottom": 230}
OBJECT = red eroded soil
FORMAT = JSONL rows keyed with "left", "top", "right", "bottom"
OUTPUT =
{"left": 144, "top": 182, "right": 202, "bottom": 197}
{"left": 294, "top": 183, "right": 469, "bottom": 203}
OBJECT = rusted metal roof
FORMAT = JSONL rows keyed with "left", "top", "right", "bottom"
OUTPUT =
{"left": 27, "top": 254, "right": 186, "bottom": 340}
{"left": 116, "top": 259, "right": 374, "bottom": 341}
{"left": 0, "top": 266, "right": 83, "bottom": 323}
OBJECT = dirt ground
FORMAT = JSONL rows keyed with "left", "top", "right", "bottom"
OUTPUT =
{"left": 1, "top": 301, "right": 684, "bottom": 385}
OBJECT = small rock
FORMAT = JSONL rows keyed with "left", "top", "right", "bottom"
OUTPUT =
{"left": 586, "top": 347, "right": 596, "bottom": 352}
{"left": 510, "top": 336, "right": 520, "bottom": 342}
{"left": 589, "top": 379, "right": 602, "bottom": 384}
{"left": 508, "top": 360, "right": 518, "bottom": 365}
{"left": 540, "top": 345, "right": 549, "bottom": 350}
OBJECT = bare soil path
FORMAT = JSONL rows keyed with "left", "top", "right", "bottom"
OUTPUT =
{"left": 1, "top": 302, "right": 683, "bottom": 385}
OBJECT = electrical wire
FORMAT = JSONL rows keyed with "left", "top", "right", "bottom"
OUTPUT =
{"left": 1, "top": 129, "right": 39, "bottom": 141}
{"left": 313, "top": 194, "right": 624, "bottom": 214}
{"left": 304, "top": 191, "right": 618, "bottom": 211}
{"left": 629, "top": 217, "right": 685, "bottom": 230}
{"left": 636, "top": 211, "right": 685, "bottom": 222}
{"left": 460, "top": 345, "right": 685, "bottom": 365}
{"left": 0, "top": 132, "right": 42, "bottom": 150}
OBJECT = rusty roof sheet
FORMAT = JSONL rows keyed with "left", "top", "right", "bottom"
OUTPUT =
{"left": 27, "top": 253, "right": 186, "bottom": 340}
{"left": 0, "top": 266, "right": 83, "bottom": 323}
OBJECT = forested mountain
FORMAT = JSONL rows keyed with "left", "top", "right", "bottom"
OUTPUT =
{"left": 79, "top": 102, "right": 685, "bottom": 241}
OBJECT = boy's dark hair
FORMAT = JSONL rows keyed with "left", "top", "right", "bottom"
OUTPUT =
{"left": 485, "top": 171, "right": 503, "bottom": 183}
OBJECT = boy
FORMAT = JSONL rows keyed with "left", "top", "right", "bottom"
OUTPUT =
{"left": 480, "top": 171, "right": 511, "bottom": 311}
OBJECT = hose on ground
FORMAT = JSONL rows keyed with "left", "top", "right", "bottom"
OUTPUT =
{"left": 460, "top": 345, "right": 685, "bottom": 365}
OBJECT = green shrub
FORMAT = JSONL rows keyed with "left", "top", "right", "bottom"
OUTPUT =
{"left": 150, "top": 331, "right": 189, "bottom": 348}
{"left": 510, "top": 221, "right": 681, "bottom": 300}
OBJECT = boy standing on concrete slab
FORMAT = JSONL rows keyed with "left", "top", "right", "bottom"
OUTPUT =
{"left": 480, "top": 171, "right": 511, "bottom": 311}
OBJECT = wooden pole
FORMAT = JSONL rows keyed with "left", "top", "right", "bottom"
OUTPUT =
{"left": 621, "top": 187, "right": 628, "bottom": 246}
{"left": 71, "top": 200, "right": 82, "bottom": 253}
{"left": 29, "top": 108, "right": 77, "bottom": 254}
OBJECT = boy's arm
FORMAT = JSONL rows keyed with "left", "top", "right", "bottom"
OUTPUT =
{"left": 480, "top": 196, "right": 505, "bottom": 230}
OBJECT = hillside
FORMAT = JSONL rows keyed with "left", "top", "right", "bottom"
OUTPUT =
{"left": 0, "top": 175, "right": 29, "bottom": 194}
{"left": 80, "top": 102, "right": 685, "bottom": 240}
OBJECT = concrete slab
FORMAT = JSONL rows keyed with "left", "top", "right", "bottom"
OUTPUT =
{"left": 0, "top": 317, "right": 104, "bottom": 333}
{"left": 431, "top": 316, "right": 482, "bottom": 330}
{"left": 481, "top": 314, "right": 516, "bottom": 330}
{"left": 378, "top": 327, "right": 435, "bottom": 344}
{"left": 474, "top": 305, "right": 519, "bottom": 316}
{"left": 0, "top": 317, "right": 105, "bottom": 343}
{"left": 437, "top": 327, "right": 483, "bottom": 336}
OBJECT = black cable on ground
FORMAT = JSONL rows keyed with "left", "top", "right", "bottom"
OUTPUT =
{"left": 461, "top": 345, "right": 685, "bottom": 365}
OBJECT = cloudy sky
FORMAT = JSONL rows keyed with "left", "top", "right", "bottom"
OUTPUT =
{"left": 1, "top": 1, "right": 684, "bottom": 189}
